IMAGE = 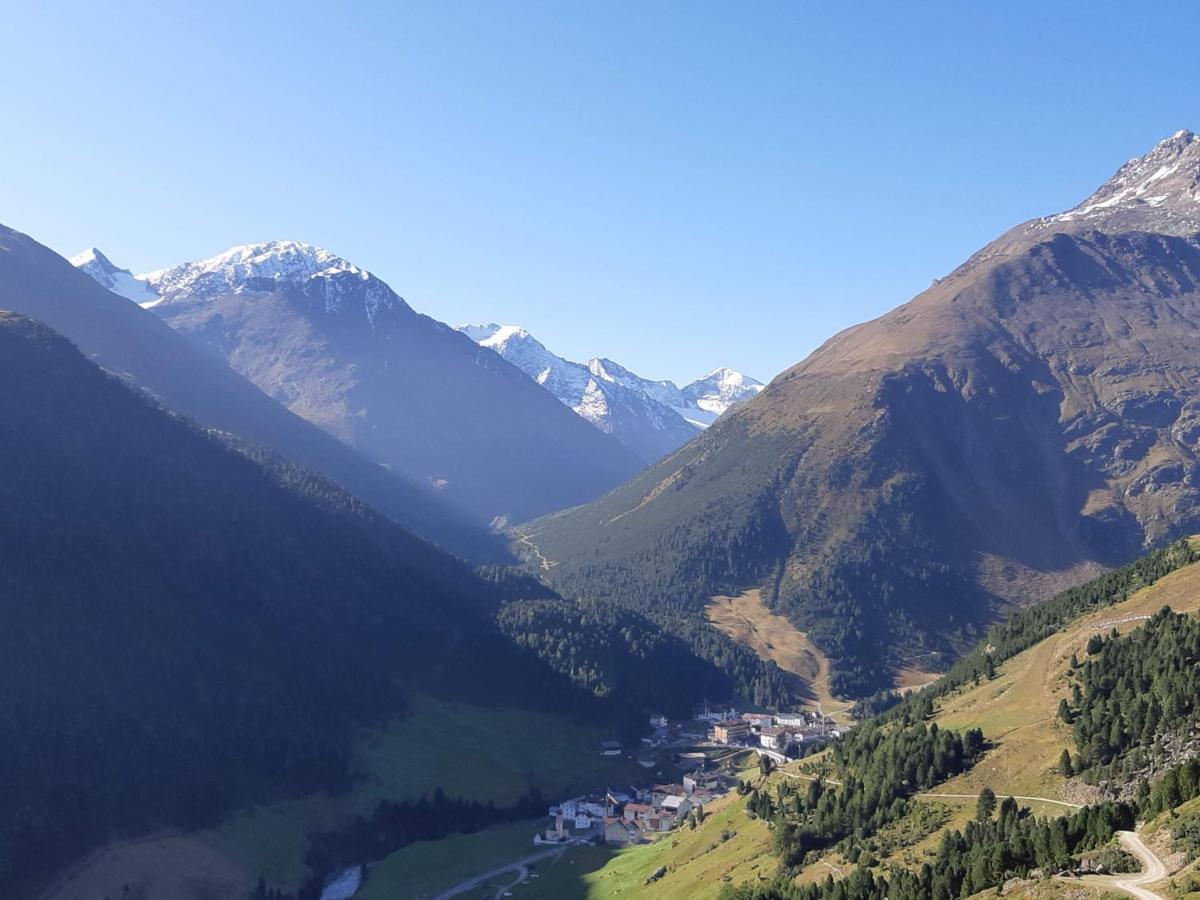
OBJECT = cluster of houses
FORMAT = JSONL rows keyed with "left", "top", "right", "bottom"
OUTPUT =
{"left": 698, "top": 704, "right": 845, "bottom": 751}
{"left": 539, "top": 708, "right": 848, "bottom": 847}
{"left": 544, "top": 763, "right": 726, "bottom": 845}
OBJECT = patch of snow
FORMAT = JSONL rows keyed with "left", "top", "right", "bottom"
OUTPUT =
{"left": 70, "top": 247, "right": 162, "bottom": 307}
{"left": 1040, "top": 129, "right": 1200, "bottom": 230}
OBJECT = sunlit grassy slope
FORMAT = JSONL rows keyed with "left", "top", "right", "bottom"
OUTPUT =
{"left": 933, "top": 556, "right": 1200, "bottom": 802}
{"left": 580, "top": 546, "right": 1200, "bottom": 899}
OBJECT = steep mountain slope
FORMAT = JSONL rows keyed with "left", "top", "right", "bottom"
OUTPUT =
{"left": 98, "top": 242, "right": 643, "bottom": 523}
{"left": 0, "top": 311, "right": 591, "bottom": 896}
{"left": 0, "top": 224, "right": 499, "bottom": 560}
{"left": 523, "top": 130, "right": 1200, "bottom": 695}
{"left": 458, "top": 323, "right": 703, "bottom": 462}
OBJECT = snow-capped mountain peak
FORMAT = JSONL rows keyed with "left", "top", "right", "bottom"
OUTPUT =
{"left": 685, "top": 367, "right": 765, "bottom": 408}
{"left": 459, "top": 323, "right": 534, "bottom": 348}
{"left": 1039, "top": 128, "right": 1200, "bottom": 234}
{"left": 69, "top": 247, "right": 161, "bottom": 307}
{"left": 457, "top": 323, "right": 764, "bottom": 460}
{"left": 141, "top": 240, "right": 372, "bottom": 300}
{"left": 75, "top": 240, "right": 410, "bottom": 329}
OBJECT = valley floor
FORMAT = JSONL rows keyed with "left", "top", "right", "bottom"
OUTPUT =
{"left": 39, "top": 694, "right": 656, "bottom": 899}
{"left": 45, "top": 551, "right": 1200, "bottom": 900}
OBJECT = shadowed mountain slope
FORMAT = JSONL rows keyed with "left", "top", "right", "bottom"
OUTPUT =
{"left": 0, "top": 224, "right": 504, "bottom": 560}
{"left": 0, "top": 311, "right": 602, "bottom": 896}
{"left": 126, "top": 241, "right": 644, "bottom": 524}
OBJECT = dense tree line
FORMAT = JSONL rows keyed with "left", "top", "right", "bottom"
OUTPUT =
{"left": 761, "top": 720, "right": 984, "bottom": 866}
{"left": 247, "top": 786, "right": 546, "bottom": 899}
{"left": 253, "top": 786, "right": 550, "bottom": 899}
{"left": 1065, "top": 607, "right": 1200, "bottom": 775}
{"left": 497, "top": 597, "right": 740, "bottom": 717}
{"left": 721, "top": 797, "right": 1134, "bottom": 900}
{"left": 1142, "top": 756, "right": 1200, "bottom": 817}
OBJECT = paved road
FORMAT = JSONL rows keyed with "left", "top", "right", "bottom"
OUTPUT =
{"left": 1107, "top": 830, "right": 1167, "bottom": 900}
{"left": 434, "top": 844, "right": 573, "bottom": 900}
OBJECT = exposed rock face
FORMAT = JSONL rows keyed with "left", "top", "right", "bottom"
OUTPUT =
{"left": 526, "top": 131, "right": 1200, "bottom": 693}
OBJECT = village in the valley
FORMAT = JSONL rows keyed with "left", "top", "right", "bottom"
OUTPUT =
{"left": 540, "top": 704, "right": 848, "bottom": 847}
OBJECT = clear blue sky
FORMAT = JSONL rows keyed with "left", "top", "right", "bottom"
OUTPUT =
{"left": 2, "top": 2, "right": 1197, "bottom": 384}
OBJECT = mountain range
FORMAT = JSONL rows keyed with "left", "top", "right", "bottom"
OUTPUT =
{"left": 457, "top": 323, "right": 762, "bottom": 462}
{"left": 521, "top": 129, "right": 1200, "bottom": 696}
{"left": 1, "top": 225, "right": 503, "bottom": 560}
{"left": 70, "top": 240, "right": 644, "bottom": 526}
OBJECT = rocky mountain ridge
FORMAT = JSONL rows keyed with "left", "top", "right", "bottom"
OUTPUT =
{"left": 459, "top": 322, "right": 763, "bottom": 461}
{"left": 73, "top": 240, "right": 643, "bottom": 524}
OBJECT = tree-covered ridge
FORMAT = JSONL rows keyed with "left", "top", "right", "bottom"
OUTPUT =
{"left": 1065, "top": 606, "right": 1200, "bottom": 776}
{"left": 758, "top": 719, "right": 984, "bottom": 868}
{"left": 497, "top": 597, "right": 748, "bottom": 717}
{"left": 0, "top": 314, "right": 597, "bottom": 897}
{"left": 722, "top": 798, "right": 1135, "bottom": 900}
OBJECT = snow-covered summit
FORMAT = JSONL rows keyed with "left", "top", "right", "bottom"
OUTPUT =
{"left": 69, "top": 247, "right": 161, "bottom": 307}
{"left": 684, "top": 367, "right": 765, "bottom": 415}
{"left": 456, "top": 322, "right": 763, "bottom": 460}
{"left": 69, "top": 240, "right": 407, "bottom": 328}
{"left": 1038, "top": 129, "right": 1200, "bottom": 235}
{"left": 141, "top": 240, "right": 374, "bottom": 301}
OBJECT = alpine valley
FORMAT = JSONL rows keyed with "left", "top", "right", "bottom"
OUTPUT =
{"left": 9, "top": 126, "right": 1200, "bottom": 900}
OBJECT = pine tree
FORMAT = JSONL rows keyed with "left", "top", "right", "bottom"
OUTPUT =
{"left": 1059, "top": 748, "right": 1074, "bottom": 777}
{"left": 976, "top": 787, "right": 996, "bottom": 820}
{"left": 1058, "top": 698, "right": 1073, "bottom": 724}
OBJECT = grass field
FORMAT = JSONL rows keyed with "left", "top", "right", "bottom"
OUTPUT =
{"left": 933, "top": 558, "right": 1200, "bottom": 802}
{"left": 39, "top": 832, "right": 254, "bottom": 900}
{"left": 357, "top": 818, "right": 550, "bottom": 899}
{"left": 212, "top": 692, "right": 661, "bottom": 889}
{"left": 706, "top": 590, "right": 855, "bottom": 724}
{"left": 521, "top": 791, "right": 775, "bottom": 899}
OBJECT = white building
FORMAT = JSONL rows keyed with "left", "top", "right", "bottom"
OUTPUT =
{"left": 661, "top": 795, "right": 693, "bottom": 818}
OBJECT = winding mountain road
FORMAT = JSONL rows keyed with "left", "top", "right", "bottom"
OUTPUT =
{"left": 1106, "top": 831, "right": 1167, "bottom": 900}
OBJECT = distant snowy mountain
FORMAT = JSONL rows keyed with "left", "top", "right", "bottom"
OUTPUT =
{"left": 584, "top": 356, "right": 765, "bottom": 428}
{"left": 73, "top": 242, "right": 642, "bottom": 523}
{"left": 681, "top": 367, "right": 767, "bottom": 426}
{"left": 68, "top": 248, "right": 160, "bottom": 307}
{"left": 458, "top": 323, "right": 763, "bottom": 461}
